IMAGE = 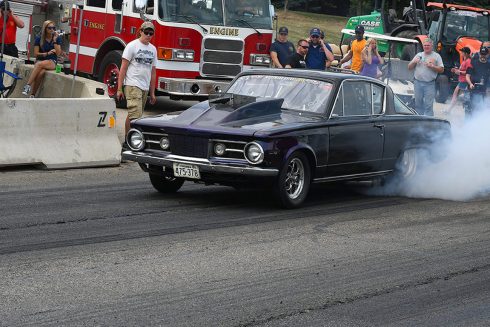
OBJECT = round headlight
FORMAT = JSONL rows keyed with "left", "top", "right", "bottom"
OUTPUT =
{"left": 160, "top": 137, "right": 170, "bottom": 150}
{"left": 127, "top": 129, "right": 145, "bottom": 151}
{"left": 245, "top": 142, "right": 264, "bottom": 164}
{"left": 214, "top": 143, "right": 226, "bottom": 156}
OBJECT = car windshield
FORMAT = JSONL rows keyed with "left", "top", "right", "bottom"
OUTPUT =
{"left": 226, "top": 75, "right": 334, "bottom": 114}
{"left": 157, "top": 0, "right": 272, "bottom": 29}
{"left": 443, "top": 10, "right": 489, "bottom": 41}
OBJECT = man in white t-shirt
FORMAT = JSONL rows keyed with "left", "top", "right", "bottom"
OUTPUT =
{"left": 117, "top": 21, "right": 157, "bottom": 137}
{"left": 408, "top": 38, "right": 444, "bottom": 116}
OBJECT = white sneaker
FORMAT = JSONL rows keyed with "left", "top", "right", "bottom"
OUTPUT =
{"left": 22, "top": 84, "right": 31, "bottom": 96}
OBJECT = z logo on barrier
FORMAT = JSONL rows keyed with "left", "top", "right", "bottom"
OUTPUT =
{"left": 98, "top": 111, "right": 107, "bottom": 127}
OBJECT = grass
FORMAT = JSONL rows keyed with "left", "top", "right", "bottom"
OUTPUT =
{"left": 274, "top": 10, "right": 349, "bottom": 46}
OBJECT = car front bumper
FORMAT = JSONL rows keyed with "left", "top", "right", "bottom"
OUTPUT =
{"left": 122, "top": 151, "right": 279, "bottom": 177}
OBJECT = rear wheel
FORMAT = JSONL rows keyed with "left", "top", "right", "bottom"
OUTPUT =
{"left": 396, "top": 148, "right": 419, "bottom": 180}
{"left": 98, "top": 50, "right": 122, "bottom": 98}
{"left": 274, "top": 152, "right": 311, "bottom": 209}
{"left": 149, "top": 173, "right": 185, "bottom": 193}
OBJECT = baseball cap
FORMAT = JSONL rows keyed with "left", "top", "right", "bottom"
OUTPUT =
{"left": 310, "top": 28, "right": 321, "bottom": 37}
{"left": 480, "top": 47, "right": 489, "bottom": 55}
{"left": 460, "top": 47, "right": 471, "bottom": 54}
{"left": 355, "top": 25, "right": 365, "bottom": 34}
{"left": 278, "top": 26, "right": 288, "bottom": 35}
{"left": 140, "top": 21, "right": 155, "bottom": 31}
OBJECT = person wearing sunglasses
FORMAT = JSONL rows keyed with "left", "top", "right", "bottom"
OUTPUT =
{"left": 117, "top": 21, "right": 157, "bottom": 142}
{"left": 22, "top": 20, "right": 61, "bottom": 97}
{"left": 305, "top": 27, "right": 334, "bottom": 70}
{"left": 0, "top": 0, "right": 25, "bottom": 58}
{"left": 285, "top": 39, "right": 309, "bottom": 69}
{"left": 270, "top": 26, "right": 294, "bottom": 68}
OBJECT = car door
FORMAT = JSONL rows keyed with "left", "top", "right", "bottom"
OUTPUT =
{"left": 326, "top": 80, "right": 385, "bottom": 176}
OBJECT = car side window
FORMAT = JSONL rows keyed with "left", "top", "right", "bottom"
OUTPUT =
{"left": 342, "top": 81, "right": 372, "bottom": 116}
{"left": 372, "top": 84, "right": 384, "bottom": 115}
{"left": 331, "top": 85, "right": 344, "bottom": 117}
{"left": 394, "top": 94, "right": 414, "bottom": 114}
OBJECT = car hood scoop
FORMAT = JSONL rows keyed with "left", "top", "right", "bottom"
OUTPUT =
{"left": 217, "top": 97, "right": 284, "bottom": 123}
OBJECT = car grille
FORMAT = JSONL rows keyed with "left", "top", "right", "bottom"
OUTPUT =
{"left": 143, "top": 132, "right": 209, "bottom": 158}
{"left": 201, "top": 38, "right": 243, "bottom": 78}
{"left": 168, "top": 135, "right": 209, "bottom": 158}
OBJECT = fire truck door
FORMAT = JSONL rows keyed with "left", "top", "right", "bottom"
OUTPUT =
{"left": 111, "top": 0, "right": 123, "bottom": 33}
{"left": 80, "top": 0, "right": 108, "bottom": 50}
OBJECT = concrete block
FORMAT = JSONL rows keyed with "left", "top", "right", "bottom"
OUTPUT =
{"left": 1, "top": 98, "right": 121, "bottom": 169}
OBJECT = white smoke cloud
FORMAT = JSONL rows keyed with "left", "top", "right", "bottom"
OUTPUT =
{"left": 376, "top": 101, "right": 490, "bottom": 201}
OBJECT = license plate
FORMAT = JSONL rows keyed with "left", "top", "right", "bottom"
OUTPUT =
{"left": 173, "top": 163, "right": 200, "bottom": 179}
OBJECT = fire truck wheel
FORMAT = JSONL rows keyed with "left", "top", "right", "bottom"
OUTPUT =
{"left": 99, "top": 50, "right": 123, "bottom": 98}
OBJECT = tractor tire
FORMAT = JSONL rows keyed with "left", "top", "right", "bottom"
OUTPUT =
{"left": 435, "top": 75, "right": 450, "bottom": 103}
{"left": 98, "top": 50, "right": 123, "bottom": 98}
{"left": 395, "top": 30, "right": 419, "bottom": 60}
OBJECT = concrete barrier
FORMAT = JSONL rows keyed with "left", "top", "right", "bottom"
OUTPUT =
{"left": 1, "top": 98, "right": 120, "bottom": 169}
{"left": 1, "top": 55, "right": 124, "bottom": 168}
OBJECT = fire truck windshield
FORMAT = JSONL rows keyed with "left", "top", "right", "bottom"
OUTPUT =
{"left": 158, "top": 0, "right": 272, "bottom": 29}
{"left": 442, "top": 10, "right": 489, "bottom": 42}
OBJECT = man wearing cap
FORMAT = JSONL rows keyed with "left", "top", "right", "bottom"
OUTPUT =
{"left": 270, "top": 26, "right": 294, "bottom": 68}
{"left": 305, "top": 27, "right": 334, "bottom": 70}
{"left": 408, "top": 38, "right": 444, "bottom": 116}
{"left": 117, "top": 21, "right": 158, "bottom": 140}
{"left": 339, "top": 25, "right": 366, "bottom": 73}
{"left": 465, "top": 46, "right": 490, "bottom": 117}
{"left": 0, "top": 0, "right": 25, "bottom": 58}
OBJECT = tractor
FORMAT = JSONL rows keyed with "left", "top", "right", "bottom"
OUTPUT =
{"left": 341, "top": 0, "right": 490, "bottom": 103}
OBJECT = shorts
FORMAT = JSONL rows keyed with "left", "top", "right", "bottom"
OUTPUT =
{"left": 125, "top": 85, "right": 148, "bottom": 120}
{"left": 457, "top": 82, "right": 468, "bottom": 90}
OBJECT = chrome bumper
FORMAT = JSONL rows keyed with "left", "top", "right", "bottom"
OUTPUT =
{"left": 158, "top": 77, "right": 231, "bottom": 97}
{"left": 122, "top": 151, "right": 279, "bottom": 177}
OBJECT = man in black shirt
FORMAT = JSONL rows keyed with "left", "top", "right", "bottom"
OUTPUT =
{"left": 285, "top": 39, "right": 309, "bottom": 69}
{"left": 465, "top": 46, "right": 490, "bottom": 117}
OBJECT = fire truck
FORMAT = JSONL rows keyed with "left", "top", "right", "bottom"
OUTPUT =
{"left": 69, "top": 0, "right": 275, "bottom": 99}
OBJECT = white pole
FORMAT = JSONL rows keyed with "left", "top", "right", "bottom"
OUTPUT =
{"left": 70, "top": 4, "right": 83, "bottom": 98}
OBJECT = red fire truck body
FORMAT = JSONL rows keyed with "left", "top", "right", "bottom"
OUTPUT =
{"left": 69, "top": 0, "right": 274, "bottom": 99}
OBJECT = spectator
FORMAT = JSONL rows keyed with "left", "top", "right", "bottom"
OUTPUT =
{"left": 22, "top": 20, "right": 61, "bottom": 97}
{"left": 465, "top": 46, "right": 490, "bottom": 117}
{"left": 408, "top": 38, "right": 444, "bottom": 116}
{"left": 117, "top": 21, "right": 157, "bottom": 138}
{"left": 305, "top": 27, "right": 334, "bottom": 70}
{"left": 339, "top": 25, "right": 366, "bottom": 73}
{"left": 360, "top": 38, "right": 383, "bottom": 79}
{"left": 445, "top": 46, "right": 471, "bottom": 114}
{"left": 0, "top": 0, "right": 25, "bottom": 58}
{"left": 270, "top": 26, "right": 294, "bottom": 68}
{"left": 285, "top": 39, "right": 308, "bottom": 69}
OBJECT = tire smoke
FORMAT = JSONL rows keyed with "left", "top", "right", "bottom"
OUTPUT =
{"left": 376, "top": 105, "right": 490, "bottom": 201}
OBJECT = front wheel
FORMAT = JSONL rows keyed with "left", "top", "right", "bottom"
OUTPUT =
{"left": 149, "top": 173, "right": 185, "bottom": 193}
{"left": 98, "top": 50, "right": 122, "bottom": 98}
{"left": 274, "top": 152, "right": 311, "bottom": 209}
